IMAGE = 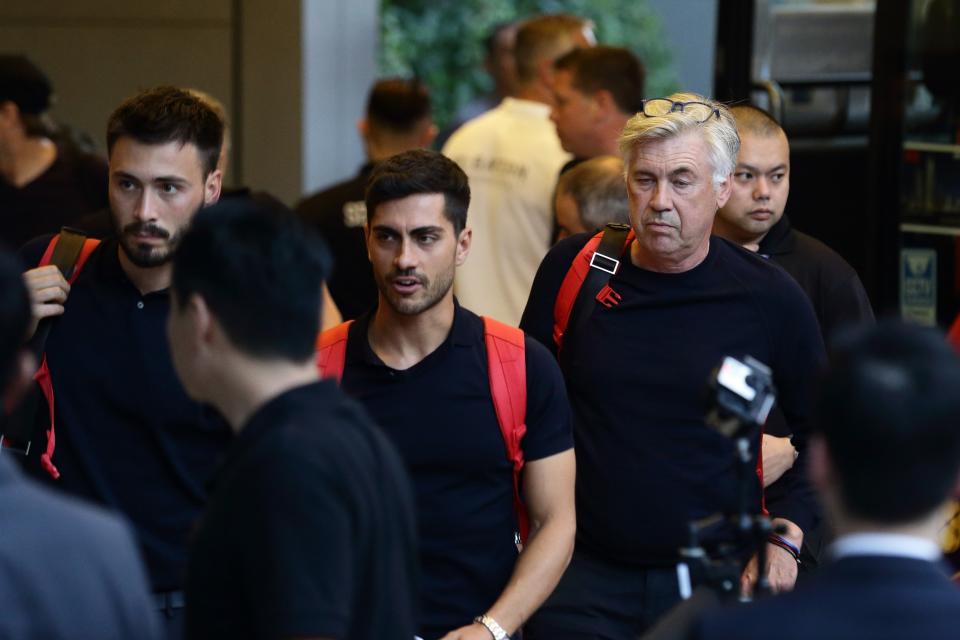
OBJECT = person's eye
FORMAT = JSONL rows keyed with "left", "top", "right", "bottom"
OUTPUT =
{"left": 418, "top": 234, "right": 438, "bottom": 245}
{"left": 160, "top": 183, "right": 179, "bottom": 195}
{"left": 735, "top": 172, "right": 753, "bottom": 181}
{"left": 771, "top": 173, "right": 785, "bottom": 183}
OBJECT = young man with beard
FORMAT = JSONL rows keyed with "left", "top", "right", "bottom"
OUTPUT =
{"left": 319, "top": 149, "right": 576, "bottom": 640}
{"left": 14, "top": 86, "right": 231, "bottom": 640}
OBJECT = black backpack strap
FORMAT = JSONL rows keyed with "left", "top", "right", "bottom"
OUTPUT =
{"left": 1, "top": 228, "right": 89, "bottom": 455}
{"left": 562, "top": 223, "right": 631, "bottom": 358}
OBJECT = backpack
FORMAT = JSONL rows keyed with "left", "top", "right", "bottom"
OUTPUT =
{"left": 0, "top": 228, "right": 101, "bottom": 479}
{"left": 316, "top": 316, "right": 531, "bottom": 543}
{"left": 552, "top": 223, "right": 634, "bottom": 352}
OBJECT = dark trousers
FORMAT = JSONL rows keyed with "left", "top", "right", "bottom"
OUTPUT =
{"left": 525, "top": 550, "right": 688, "bottom": 640}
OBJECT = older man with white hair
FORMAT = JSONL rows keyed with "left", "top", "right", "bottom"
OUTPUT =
{"left": 520, "top": 93, "right": 825, "bottom": 639}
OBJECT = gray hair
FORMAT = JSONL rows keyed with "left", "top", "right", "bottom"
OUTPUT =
{"left": 556, "top": 156, "right": 629, "bottom": 230}
{"left": 617, "top": 92, "right": 739, "bottom": 187}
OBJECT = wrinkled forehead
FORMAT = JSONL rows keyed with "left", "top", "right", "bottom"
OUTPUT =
{"left": 627, "top": 130, "right": 712, "bottom": 173}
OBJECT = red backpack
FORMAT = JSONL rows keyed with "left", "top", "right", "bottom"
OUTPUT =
{"left": 316, "top": 316, "right": 531, "bottom": 543}
{"left": 0, "top": 229, "right": 101, "bottom": 479}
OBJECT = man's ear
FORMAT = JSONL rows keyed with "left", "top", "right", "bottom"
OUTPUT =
{"left": 455, "top": 227, "right": 472, "bottom": 267}
{"left": 715, "top": 174, "right": 732, "bottom": 209}
{"left": 2, "top": 350, "right": 36, "bottom": 415}
{"left": 357, "top": 117, "right": 369, "bottom": 140}
{"left": 593, "top": 89, "right": 616, "bottom": 119}
{"left": 204, "top": 169, "right": 223, "bottom": 206}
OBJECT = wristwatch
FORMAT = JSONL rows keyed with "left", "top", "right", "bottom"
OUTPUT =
{"left": 474, "top": 614, "right": 511, "bottom": 640}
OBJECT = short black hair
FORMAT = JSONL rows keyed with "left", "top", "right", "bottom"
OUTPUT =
{"left": 729, "top": 104, "right": 784, "bottom": 138}
{"left": 555, "top": 46, "right": 645, "bottom": 114}
{"left": 366, "top": 78, "right": 431, "bottom": 134}
{"left": 365, "top": 149, "right": 470, "bottom": 234}
{"left": 106, "top": 86, "right": 224, "bottom": 176}
{"left": 816, "top": 321, "right": 960, "bottom": 524}
{"left": 171, "top": 193, "right": 332, "bottom": 362}
{"left": 0, "top": 249, "right": 30, "bottom": 394}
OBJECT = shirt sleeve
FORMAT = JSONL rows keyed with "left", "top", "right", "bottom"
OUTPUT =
{"left": 764, "top": 273, "right": 827, "bottom": 534}
{"left": 519, "top": 233, "right": 591, "bottom": 356}
{"left": 520, "top": 335, "right": 575, "bottom": 461}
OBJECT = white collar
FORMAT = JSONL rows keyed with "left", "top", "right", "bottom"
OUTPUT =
{"left": 829, "top": 532, "right": 942, "bottom": 562}
{"left": 500, "top": 97, "right": 552, "bottom": 118}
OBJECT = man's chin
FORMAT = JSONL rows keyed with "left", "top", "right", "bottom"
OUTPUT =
{"left": 119, "top": 239, "right": 174, "bottom": 268}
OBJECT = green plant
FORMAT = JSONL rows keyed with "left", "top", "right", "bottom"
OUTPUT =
{"left": 379, "top": 0, "right": 677, "bottom": 130}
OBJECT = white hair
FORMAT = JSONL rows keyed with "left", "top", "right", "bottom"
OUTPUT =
{"left": 617, "top": 92, "right": 739, "bottom": 188}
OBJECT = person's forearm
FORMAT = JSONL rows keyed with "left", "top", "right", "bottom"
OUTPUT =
{"left": 482, "top": 512, "right": 575, "bottom": 635}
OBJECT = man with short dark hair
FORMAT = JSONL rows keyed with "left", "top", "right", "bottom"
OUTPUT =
{"left": 298, "top": 77, "right": 436, "bottom": 320}
{"left": 321, "top": 149, "right": 576, "bottom": 640}
{"left": 713, "top": 104, "right": 873, "bottom": 342}
{"left": 0, "top": 55, "right": 108, "bottom": 248}
{"left": 551, "top": 45, "right": 645, "bottom": 167}
{"left": 554, "top": 155, "right": 629, "bottom": 239}
{"left": 698, "top": 321, "right": 960, "bottom": 639}
{"left": 443, "top": 14, "right": 593, "bottom": 325}
{"left": 0, "top": 249, "right": 161, "bottom": 639}
{"left": 168, "top": 196, "right": 418, "bottom": 640}
{"left": 15, "top": 85, "right": 232, "bottom": 639}
{"left": 521, "top": 93, "right": 824, "bottom": 638}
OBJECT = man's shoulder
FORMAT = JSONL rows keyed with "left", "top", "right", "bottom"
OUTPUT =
{"left": 715, "top": 237, "right": 809, "bottom": 301}
{"left": 296, "top": 173, "right": 368, "bottom": 224}
{"left": 787, "top": 229, "right": 859, "bottom": 278}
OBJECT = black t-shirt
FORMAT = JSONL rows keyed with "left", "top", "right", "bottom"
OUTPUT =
{"left": 340, "top": 303, "right": 573, "bottom": 639}
{"left": 1, "top": 146, "right": 108, "bottom": 249}
{"left": 520, "top": 234, "right": 824, "bottom": 566}
{"left": 185, "top": 381, "right": 418, "bottom": 640}
{"left": 297, "top": 164, "right": 378, "bottom": 320}
{"left": 17, "top": 236, "right": 233, "bottom": 590}
{"left": 758, "top": 215, "right": 875, "bottom": 343}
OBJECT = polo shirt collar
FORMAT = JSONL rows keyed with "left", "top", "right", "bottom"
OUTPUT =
{"left": 757, "top": 214, "right": 796, "bottom": 257}
{"left": 500, "top": 97, "right": 552, "bottom": 119}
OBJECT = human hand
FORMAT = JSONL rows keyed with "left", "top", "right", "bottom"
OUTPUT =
{"left": 22, "top": 265, "right": 71, "bottom": 338}
{"left": 761, "top": 434, "right": 797, "bottom": 487}
{"left": 740, "top": 543, "right": 799, "bottom": 596}
{"left": 438, "top": 622, "right": 499, "bottom": 640}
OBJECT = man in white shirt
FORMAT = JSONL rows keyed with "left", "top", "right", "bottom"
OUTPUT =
{"left": 443, "top": 14, "right": 593, "bottom": 325}
{"left": 697, "top": 321, "right": 960, "bottom": 640}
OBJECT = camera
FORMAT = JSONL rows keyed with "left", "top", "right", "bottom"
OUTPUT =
{"left": 706, "top": 355, "right": 776, "bottom": 438}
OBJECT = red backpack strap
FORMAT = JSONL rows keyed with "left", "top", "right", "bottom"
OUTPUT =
{"left": 30, "top": 232, "right": 101, "bottom": 479}
{"left": 316, "top": 320, "right": 354, "bottom": 384}
{"left": 552, "top": 224, "right": 634, "bottom": 351}
{"left": 948, "top": 312, "right": 960, "bottom": 352}
{"left": 482, "top": 316, "right": 530, "bottom": 544}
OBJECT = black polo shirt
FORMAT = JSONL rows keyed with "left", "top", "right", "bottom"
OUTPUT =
{"left": 1, "top": 146, "right": 107, "bottom": 249}
{"left": 758, "top": 215, "right": 874, "bottom": 343}
{"left": 340, "top": 302, "right": 573, "bottom": 639}
{"left": 297, "top": 164, "right": 378, "bottom": 320}
{"left": 17, "top": 236, "right": 233, "bottom": 591}
{"left": 520, "top": 234, "right": 824, "bottom": 566}
{"left": 185, "top": 381, "right": 418, "bottom": 640}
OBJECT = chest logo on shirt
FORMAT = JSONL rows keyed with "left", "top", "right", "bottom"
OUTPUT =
{"left": 596, "top": 284, "right": 622, "bottom": 309}
{"left": 342, "top": 201, "right": 367, "bottom": 228}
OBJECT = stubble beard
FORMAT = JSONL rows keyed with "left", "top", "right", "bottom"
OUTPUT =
{"left": 379, "top": 266, "right": 455, "bottom": 317}
{"left": 114, "top": 202, "right": 201, "bottom": 269}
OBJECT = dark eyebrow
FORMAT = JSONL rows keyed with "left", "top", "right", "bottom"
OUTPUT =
{"left": 153, "top": 176, "right": 190, "bottom": 185}
{"left": 411, "top": 226, "right": 445, "bottom": 235}
{"left": 737, "top": 163, "right": 788, "bottom": 174}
